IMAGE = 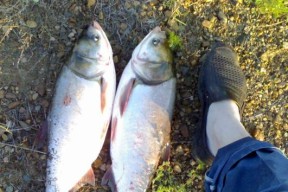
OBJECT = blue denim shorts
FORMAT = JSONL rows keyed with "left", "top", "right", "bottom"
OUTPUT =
{"left": 205, "top": 137, "right": 288, "bottom": 192}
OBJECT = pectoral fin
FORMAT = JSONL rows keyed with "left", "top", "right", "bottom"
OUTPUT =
{"left": 119, "top": 78, "right": 135, "bottom": 115}
{"left": 101, "top": 77, "right": 108, "bottom": 113}
{"left": 69, "top": 168, "right": 95, "bottom": 192}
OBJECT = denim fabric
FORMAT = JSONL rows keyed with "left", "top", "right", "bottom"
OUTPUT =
{"left": 205, "top": 137, "right": 288, "bottom": 192}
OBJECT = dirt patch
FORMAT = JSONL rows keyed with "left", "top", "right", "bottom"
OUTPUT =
{"left": 0, "top": 0, "right": 287, "bottom": 191}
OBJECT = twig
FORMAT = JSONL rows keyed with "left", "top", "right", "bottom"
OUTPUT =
{"left": 116, "top": 30, "right": 122, "bottom": 45}
{"left": 0, "top": 123, "right": 12, "bottom": 134}
{"left": 174, "top": 17, "right": 187, "bottom": 26}
{"left": 0, "top": 142, "right": 46, "bottom": 155}
{"left": 258, "top": 21, "right": 285, "bottom": 28}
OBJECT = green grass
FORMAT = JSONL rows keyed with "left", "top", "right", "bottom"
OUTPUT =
{"left": 152, "top": 162, "right": 186, "bottom": 192}
{"left": 152, "top": 161, "right": 207, "bottom": 192}
{"left": 247, "top": 0, "right": 288, "bottom": 17}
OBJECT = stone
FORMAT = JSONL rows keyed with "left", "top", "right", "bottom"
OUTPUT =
{"left": 26, "top": 20, "right": 37, "bottom": 28}
{"left": 283, "top": 42, "right": 288, "bottom": 49}
{"left": 175, "top": 145, "right": 184, "bottom": 155}
{"left": 32, "top": 93, "right": 39, "bottom": 100}
{"left": 217, "top": 11, "right": 227, "bottom": 23}
{"left": 0, "top": 90, "right": 4, "bottom": 99}
{"left": 87, "top": 0, "right": 96, "bottom": 8}
{"left": 113, "top": 56, "right": 119, "bottom": 63}
{"left": 19, "top": 121, "right": 30, "bottom": 130}
{"left": 50, "top": 37, "right": 56, "bottom": 41}
{"left": 8, "top": 101, "right": 21, "bottom": 109}
{"left": 180, "top": 125, "right": 189, "bottom": 137}
{"left": 68, "top": 32, "right": 75, "bottom": 38}
{"left": 100, "top": 164, "right": 106, "bottom": 171}
{"left": 19, "top": 107, "right": 26, "bottom": 113}
{"left": 202, "top": 20, "right": 212, "bottom": 29}
{"left": 173, "top": 164, "right": 181, "bottom": 173}
{"left": 5, "top": 93, "right": 17, "bottom": 99}
{"left": 93, "top": 158, "right": 102, "bottom": 169}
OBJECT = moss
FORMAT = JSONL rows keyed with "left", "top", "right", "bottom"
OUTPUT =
{"left": 168, "top": 31, "right": 183, "bottom": 51}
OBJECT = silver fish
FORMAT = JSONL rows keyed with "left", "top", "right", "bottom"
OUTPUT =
{"left": 45, "top": 21, "right": 115, "bottom": 192}
{"left": 102, "top": 27, "right": 176, "bottom": 192}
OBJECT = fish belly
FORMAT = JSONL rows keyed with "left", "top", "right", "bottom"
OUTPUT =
{"left": 46, "top": 66, "right": 105, "bottom": 191}
{"left": 111, "top": 79, "right": 176, "bottom": 192}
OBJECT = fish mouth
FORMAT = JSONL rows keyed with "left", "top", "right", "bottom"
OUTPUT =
{"left": 132, "top": 56, "right": 163, "bottom": 68}
{"left": 76, "top": 53, "right": 110, "bottom": 63}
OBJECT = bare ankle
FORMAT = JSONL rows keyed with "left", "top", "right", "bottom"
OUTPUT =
{"left": 206, "top": 100, "right": 251, "bottom": 156}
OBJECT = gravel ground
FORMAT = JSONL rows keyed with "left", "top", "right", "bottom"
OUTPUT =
{"left": 0, "top": 0, "right": 287, "bottom": 191}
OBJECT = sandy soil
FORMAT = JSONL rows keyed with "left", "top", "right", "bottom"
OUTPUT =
{"left": 0, "top": 0, "right": 287, "bottom": 191}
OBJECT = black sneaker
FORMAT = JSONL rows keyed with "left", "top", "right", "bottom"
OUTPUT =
{"left": 193, "top": 42, "right": 247, "bottom": 163}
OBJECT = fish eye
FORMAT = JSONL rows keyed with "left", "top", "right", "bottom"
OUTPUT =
{"left": 152, "top": 38, "right": 160, "bottom": 46}
{"left": 92, "top": 34, "right": 100, "bottom": 42}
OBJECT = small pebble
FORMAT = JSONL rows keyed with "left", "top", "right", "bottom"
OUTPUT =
{"left": 217, "top": 11, "right": 227, "bottom": 23}
{"left": 93, "top": 159, "right": 102, "bottom": 169}
{"left": 202, "top": 20, "right": 213, "bottom": 29}
{"left": 87, "top": 0, "right": 96, "bottom": 8}
{"left": 253, "top": 129, "right": 265, "bottom": 141}
{"left": 180, "top": 125, "right": 189, "bottom": 137}
{"left": 5, "top": 186, "right": 13, "bottom": 192}
{"left": 173, "top": 164, "right": 182, "bottom": 173}
{"left": 3, "top": 157, "right": 9, "bottom": 163}
{"left": 19, "top": 121, "right": 30, "bottom": 130}
{"left": 283, "top": 42, "right": 288, "bottom": 49}
{"left": 175, "top": 145, "right": 184, "bottom": 155}
{"left": 19, "top": 107, "right": 26, "bottom": 113}
{"left": 113, "top": 56, "right": 119, "bottom": 63}
{"left": 165, "top": 10, "right": 172, "bottom": 17}
{"left": 32, "top": 93, "right": 39, "bottom": 100}
{"left": 36, "top": 85, "right": 45, "bottom": 96}
{"left": 8, "top": 101, "right": 21, "bottom": 109}
{"left": 1, "top": 134, "right": 8, "bottom": 141}
{"left": 23, "top": 175, "right": 31, "bottom": 183}
{"left": 100, "top": 164, "right": 106, "bottom": 171}
{"left": 0, "top": 90, "right": 4, "bottom": 99}
{"left": 35, "top": 105, "right": 41, "bottom": 112}
{"left": 120, "top": 23, "right": 127, "bottom": 31}
{"left": 202, "top": 41, "right": 210, "bottom": 47}
{"left": 40, "top": 99, "right": 49, "bottom": 108}
{"left": 26, "top": 20, "right": 37, "bottom": 28}
{"left": 5, "top": 93, "right": 17, "bottom": 99}
{"left": 68, "top": 32, "right": 75, "bottom": 38}
{"left": 50, "top": 37, "right": 56, "bottom": 41}
{"left": 21, "top": 57, "right": 27, "bottom": 63}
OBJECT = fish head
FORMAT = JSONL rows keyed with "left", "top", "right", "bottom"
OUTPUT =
{"left": 131, "top": 27, "right": 174, "bottom": 84}
{"left": 68, "top": 21, "right": 112, "bottom": 79}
